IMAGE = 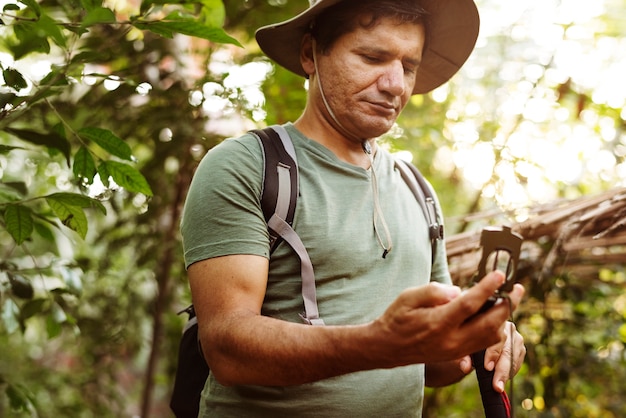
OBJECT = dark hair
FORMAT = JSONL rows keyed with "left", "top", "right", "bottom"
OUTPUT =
{"left": 310, "top": 0, "right": 430, "bottom": 54}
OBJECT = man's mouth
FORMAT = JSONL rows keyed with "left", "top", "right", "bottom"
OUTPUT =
{"left": 368, "top": 101, "right": 397, "bottom": 115}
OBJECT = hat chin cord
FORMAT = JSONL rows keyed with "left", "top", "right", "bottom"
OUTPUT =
{"left": 311, "top": 41, "right": 363, "bottom": 145}
{"left": 311, "top": 41, "right": 393, "bottom": 258}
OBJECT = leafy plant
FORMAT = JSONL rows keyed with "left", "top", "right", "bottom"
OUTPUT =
{"left": 0, "top": 0, "right": 241, "bottom": 415}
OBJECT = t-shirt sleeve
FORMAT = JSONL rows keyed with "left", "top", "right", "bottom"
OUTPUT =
{"left": 180, "top": 135, "right": 270, "bottom": 269}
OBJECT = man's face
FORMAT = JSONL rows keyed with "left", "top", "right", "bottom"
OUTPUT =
{"left": 314, "top": 17, "right": 425, "bottom": 139}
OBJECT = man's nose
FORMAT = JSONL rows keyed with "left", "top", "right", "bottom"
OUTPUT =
{"left": 378, "top": 61, "right": 406, "bottom": 96}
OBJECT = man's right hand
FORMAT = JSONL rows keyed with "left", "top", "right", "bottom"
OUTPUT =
{"left": 370, "top": 271, "right": 524, "bottom": 368}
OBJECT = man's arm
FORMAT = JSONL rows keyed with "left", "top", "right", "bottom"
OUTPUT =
{"left": 189, "top": 255, "right": 524, "bottom": 387}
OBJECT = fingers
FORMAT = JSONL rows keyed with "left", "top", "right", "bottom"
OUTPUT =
{"left": 486, "top": 322, "right": 526, "bottom": 392}
{"left": 459, "top": 355, "right": 473, "bottom": 374}
{"left": 508, "top": 283, "right": 525, "bottom": 310}
{"left": 447, "top": 276, "right": 525, "bottom": 361}
{"left": 447, "top": 271, "right": 506, "bottom": 323}
{"left": 397, "top": 282, "right": 462, "bottom": 309}
{"left": 459, "top": 275, "right": 526, "bottom": 328}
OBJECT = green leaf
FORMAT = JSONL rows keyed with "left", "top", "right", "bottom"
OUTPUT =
{"left": 33, "top": 219, "right": 57, "bottom": 243}
{"left": 46, "top": 197, "right": 89, "bottom": 238}
{"left": 4, "top": 204, "right": 34, "bottom": 245}
{"left": 45, "top": 192, "right": 107, "bottom": 239}
{"left": 80, "top": 0, "right": 103, "bottom": 11}
{"left": 46, "top": 192, "right": 106, "bottom": 214}
{"left": 0, "top": 144, "right": 23, "bottom": 155}
{"left": 20, "top": 298, "right": 48, "bottom": 321}
{"left": 2, "top": 67, "right": 28, "bottom": 91}
{"left": 70, "top": 50, "right": 105, "bottom": 64}
{"left": 11, "top": 22, "right": 50, "bottom": 59}
{"left": 0, "top": 181, "right": 28, "bottom": 198}
{"left": 5, "top": 383, "right": 33, "bottom": 412}
{"left": 81, "top": 7, "right": 116, "bottom": 28}
{"left": 78, "top": 127, "right": 132, "bottom": 161}
{"left": 4, "top": 4, "right": 21, "bottom": 11}
{"left": 5, "top": 127, "right": 71, "bottom": 165}
{"left": 18, "top": 0, "right": 41, "bottom": 17}
{"left": 99, "top": 161, "right": 153, "bottom": 196}
{"left": 46, "top": 312, "right": 63, "bottom": 338}
{"left": 73, "top": 146, "right": 97, "bottom": 184}
{"left": 200, "top": 0, "right": 225, "bottom": 27}
{"left": 1, "top": 298, "right": 20, "bottom": 334}
{"left": 8, "top": 273, "right": 34, "bottom": 299}
{"left": 97, "top": 162, "right": 111, "bottom": 188}
{"left": 0, "top": 92, "right": 19, "bottom": 108}
{"left": 133, "top": 21, "right": 174, "bottom": 38}
{"left": 0, "top": 184, "right": 24, "bottom": 203}
{"left": 133, "top": 18, "right": 242, "bottom": 47}
{"left": 35, "top": 13, "right": 67, "bottom": 48}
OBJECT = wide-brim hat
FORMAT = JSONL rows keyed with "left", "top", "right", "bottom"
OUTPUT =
{"left": 256, "top": 0, "right": 479, "bottom": 95}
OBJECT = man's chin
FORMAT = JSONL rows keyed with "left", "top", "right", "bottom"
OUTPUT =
{"left": 341, "top": 113, "right": 397, "bottom": 139}
{"left": 357, "top": 121, "right": 395, "bottom": 139}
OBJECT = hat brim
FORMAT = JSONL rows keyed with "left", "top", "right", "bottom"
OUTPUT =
{"left": 255, "top": 0, "right": 479, "bottom": 95}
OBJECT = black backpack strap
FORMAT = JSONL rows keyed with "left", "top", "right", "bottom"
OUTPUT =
{"left": 394, "top": 159, "right": 444, "bottom": 265}
{"left": 251, "top": 126, "right": 299, "bottom": 253}
{"left": 170, "top": 305, "right": 209, "bottom": 417}
{"left": 250, "top": 125, "right": 324, "bottom": 325}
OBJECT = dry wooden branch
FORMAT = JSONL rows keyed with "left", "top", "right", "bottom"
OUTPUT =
{"left": 446, "top": 187, "right": 626, "bottom": 285}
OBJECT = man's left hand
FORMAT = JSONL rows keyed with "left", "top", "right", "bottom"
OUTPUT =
{"left": 480, "top": 321, "right": 526, "bottom": 392}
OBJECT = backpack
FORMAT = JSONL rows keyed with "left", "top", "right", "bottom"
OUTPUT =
{"left": 169, "top": 125, "right": 443, "bottom": 417}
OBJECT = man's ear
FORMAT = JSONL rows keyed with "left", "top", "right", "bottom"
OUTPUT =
{"left": 300, "top": 33, "right": 315, "bottom": 77}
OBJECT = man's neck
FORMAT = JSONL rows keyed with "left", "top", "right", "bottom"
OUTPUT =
{"left": 293, "top": 111, "right": 375, "bottom": 169}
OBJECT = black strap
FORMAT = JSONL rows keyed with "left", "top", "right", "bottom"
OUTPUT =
{"left": 252, "top": 126, "right": 322, "bottom": 325}
{"left": 251, "top": 127, "right": 299, "bottom": 253}
{"left": 394, "top": 159, "right": 444, "bottom": 265}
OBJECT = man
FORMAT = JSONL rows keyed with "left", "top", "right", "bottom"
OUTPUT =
{"left": 180, "top": 0, "right": 526, "bottom": 416}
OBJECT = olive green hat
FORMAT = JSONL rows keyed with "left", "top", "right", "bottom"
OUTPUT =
{"left": 255, "top": 0, "right": 480, "bottom": 94}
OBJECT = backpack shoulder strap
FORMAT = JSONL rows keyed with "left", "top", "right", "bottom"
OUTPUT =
{"left": 250, "top": 126, "right": 298, "bottom": 252}
{"left": 394, "top": 159, "right": 444, "bottom": 265}
{"left": 249, "top": 125, "right": 324, "bottom": 326}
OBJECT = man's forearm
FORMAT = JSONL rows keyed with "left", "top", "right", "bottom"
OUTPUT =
{"left": 202, "top": 312, "right": 391, "bottom": 386}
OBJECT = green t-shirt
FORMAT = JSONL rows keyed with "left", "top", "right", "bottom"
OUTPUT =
{"left": 180, "top": 123, "right": 451, "bottom": 417}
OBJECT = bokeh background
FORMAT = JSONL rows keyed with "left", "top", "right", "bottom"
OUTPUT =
{"left": 1, "top": 0, "right": 625, "bottom": 416}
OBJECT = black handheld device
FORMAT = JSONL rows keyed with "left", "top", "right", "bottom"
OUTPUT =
{"left": 473, "top": 225, "right": 523, "bottom": 314}
{"left": 470, "top": 225, "right": 523, "bottom": 418}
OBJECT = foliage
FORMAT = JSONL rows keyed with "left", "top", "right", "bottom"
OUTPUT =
{"left": 0, "top": 0, "right": 624, "bottom": 417}
{"left": 412, "top": 1, "right": 626, "bottom": 415}
{"left": 0, "top": 0, "right": 241, "bottom": 416}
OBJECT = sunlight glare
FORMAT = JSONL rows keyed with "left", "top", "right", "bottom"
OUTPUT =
{"left": 103, "top": 75, "right": 121, "bottom": 91}
{"left": 587, "top": 150, "right": 616, "bottom": 176}
{"left": 448, "top": 121, "right": 479, "bottom": 144}
{"left": 433, "top": 146, "right": 456, "bottom": 176}
{"left": 136, "top": 82, "right": 152, "bottom": 96}
{"left": 454, "top": 142, "right": 495, "bottom": 188}
{"left": 189, "top": 90, "right": 203, "bottom": 106}
{"left": 431, "top": 85, "right": 448, "bottom": 103}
